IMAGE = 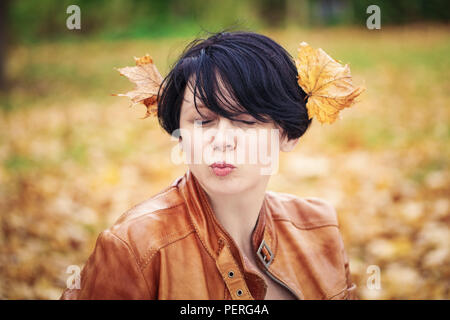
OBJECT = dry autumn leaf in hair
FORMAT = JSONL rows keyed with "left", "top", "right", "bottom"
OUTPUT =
{"left": 295, "top": 42, "right": 365, "bottom": 124}
{"left": 113, "top": 54, "right": 163, "bottom": 118}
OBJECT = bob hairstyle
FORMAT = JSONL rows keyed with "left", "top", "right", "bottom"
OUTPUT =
{"left": 157, "top": 30, "right": 312, "bottom": 142}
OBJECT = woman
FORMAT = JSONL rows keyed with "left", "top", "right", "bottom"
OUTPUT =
{"left": 60, "top": 30, "right": 363, "bottom": 300}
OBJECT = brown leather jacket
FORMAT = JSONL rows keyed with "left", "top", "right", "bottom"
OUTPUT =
{"left": 60, "top": 169, "right": 357, "bottom": 300}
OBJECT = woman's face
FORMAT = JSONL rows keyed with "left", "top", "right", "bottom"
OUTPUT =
{"left": 177, "top": 78, "right": 297, "bottom": 196}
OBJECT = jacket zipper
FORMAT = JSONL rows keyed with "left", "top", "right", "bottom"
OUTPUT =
{"left": 252, "top": 251, "right": 302, "bottom": 300}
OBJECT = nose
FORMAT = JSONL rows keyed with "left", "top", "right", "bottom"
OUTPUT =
{"left": 211, "top": 118, "right": 236, "bottom": 152}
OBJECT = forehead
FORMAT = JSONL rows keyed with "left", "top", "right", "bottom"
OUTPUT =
{"left": 181, "top": 74, "right": 241, "bottom": 115}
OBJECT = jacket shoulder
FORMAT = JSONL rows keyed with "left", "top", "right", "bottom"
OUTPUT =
{"left": 105, "top": 185, "right": 194, "bottom": 269}
{"left": 266, "top": 191, "right": 339, "bottom": 229}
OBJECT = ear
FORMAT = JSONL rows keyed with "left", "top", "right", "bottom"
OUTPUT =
{"left": 279, "top": 135, "right": 299, "bottom": 152}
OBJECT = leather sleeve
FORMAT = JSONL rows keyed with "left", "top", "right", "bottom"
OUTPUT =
{"left": 342, "top": 244, "right": 358, "bottom": 300}
{"left": 59, "top": 230, "right": 153, "bottom": 300}
{"left": 329, "top": 231, "right": 358, "bottom": 300}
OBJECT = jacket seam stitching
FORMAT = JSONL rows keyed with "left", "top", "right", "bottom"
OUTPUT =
{"left": 148, "top": 186, "right": 179, "bottom": 202}
{"left": 127, "top": 198, "right": 185, "bottom": 219}
{"left": 121, "top": 186, "right": 183, "bottom": 220}
{"left": 182, "top": 182, "right": 224, "bottom": 262}
{"left": 270, "top": 220, "right": 341, "bottom": 299}
{"left": 327, "top": 286, "right": 348, "bottom": 299}
{"left": 226, "top": 243, "right": 253, "bottom": 300}
{"left": 107, "top": 230, "right": 152, "bottom": 299}
{"left": 274, "top": 218, "right": 339, "bottom": 230}
{"left": 123, "top": 202, "right": 188, "bottom": 268}
{"left": 139, "top": 230, "right": 194, "bottom": 270}
{"left": 186, "top": 211, "right": 218, "bottom": 262}
{"left": 137, "top": 203, "right": 191, "bottom": 264}
{"left": 336, "top": 225, "right": 352, "bottom": 299}
{"left": 140, "top": 230, "right": 184, "bottom": 268}
{"left": 119, "top": 203, "right": 186, "bottom": 230}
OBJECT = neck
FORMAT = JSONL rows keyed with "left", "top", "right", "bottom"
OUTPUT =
{"left": 203, "top": 181, "right": 268, "bottom": 253}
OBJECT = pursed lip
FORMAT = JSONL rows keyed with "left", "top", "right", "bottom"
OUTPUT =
{"left": 209, "top": 161, "right": 236, "bottom": 169}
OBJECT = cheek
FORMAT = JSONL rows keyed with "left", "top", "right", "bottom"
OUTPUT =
{"left": 238, "top": 129, "right": 279, "bottom": 166}
{"left": 178, "top": 126, "right": 211, "bottom": 164}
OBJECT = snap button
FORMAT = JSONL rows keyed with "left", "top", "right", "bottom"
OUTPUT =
{"left": 228, "top": 270, "right": 234, "bottom": 278}
{"left": 236, "top": 289, "right": 243, "bottom": 296}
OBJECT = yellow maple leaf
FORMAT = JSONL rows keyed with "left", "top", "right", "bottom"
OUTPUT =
{"left": 295, "top": 42, "right": 365, "bottom": 124}
{"left": 113, "top": 54, "right": 163, "bottom": 118}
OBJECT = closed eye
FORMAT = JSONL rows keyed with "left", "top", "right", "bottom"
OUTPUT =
{"left": 193, "top": 119, "right": 256, "bottom": 126}
{"left": 236, "top": 120, "right": 256, "bottom": 125}
{"left": 194, "top": 119, "right": 213, "bottom": 125}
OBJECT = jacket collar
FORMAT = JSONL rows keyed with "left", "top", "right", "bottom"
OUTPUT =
{"left": 174, "top": 169, "right": 278, "bottom": 268}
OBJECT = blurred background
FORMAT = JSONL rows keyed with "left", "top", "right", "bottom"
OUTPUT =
{"left": 0, "top": 0, "right": 449, "bottom": 299}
